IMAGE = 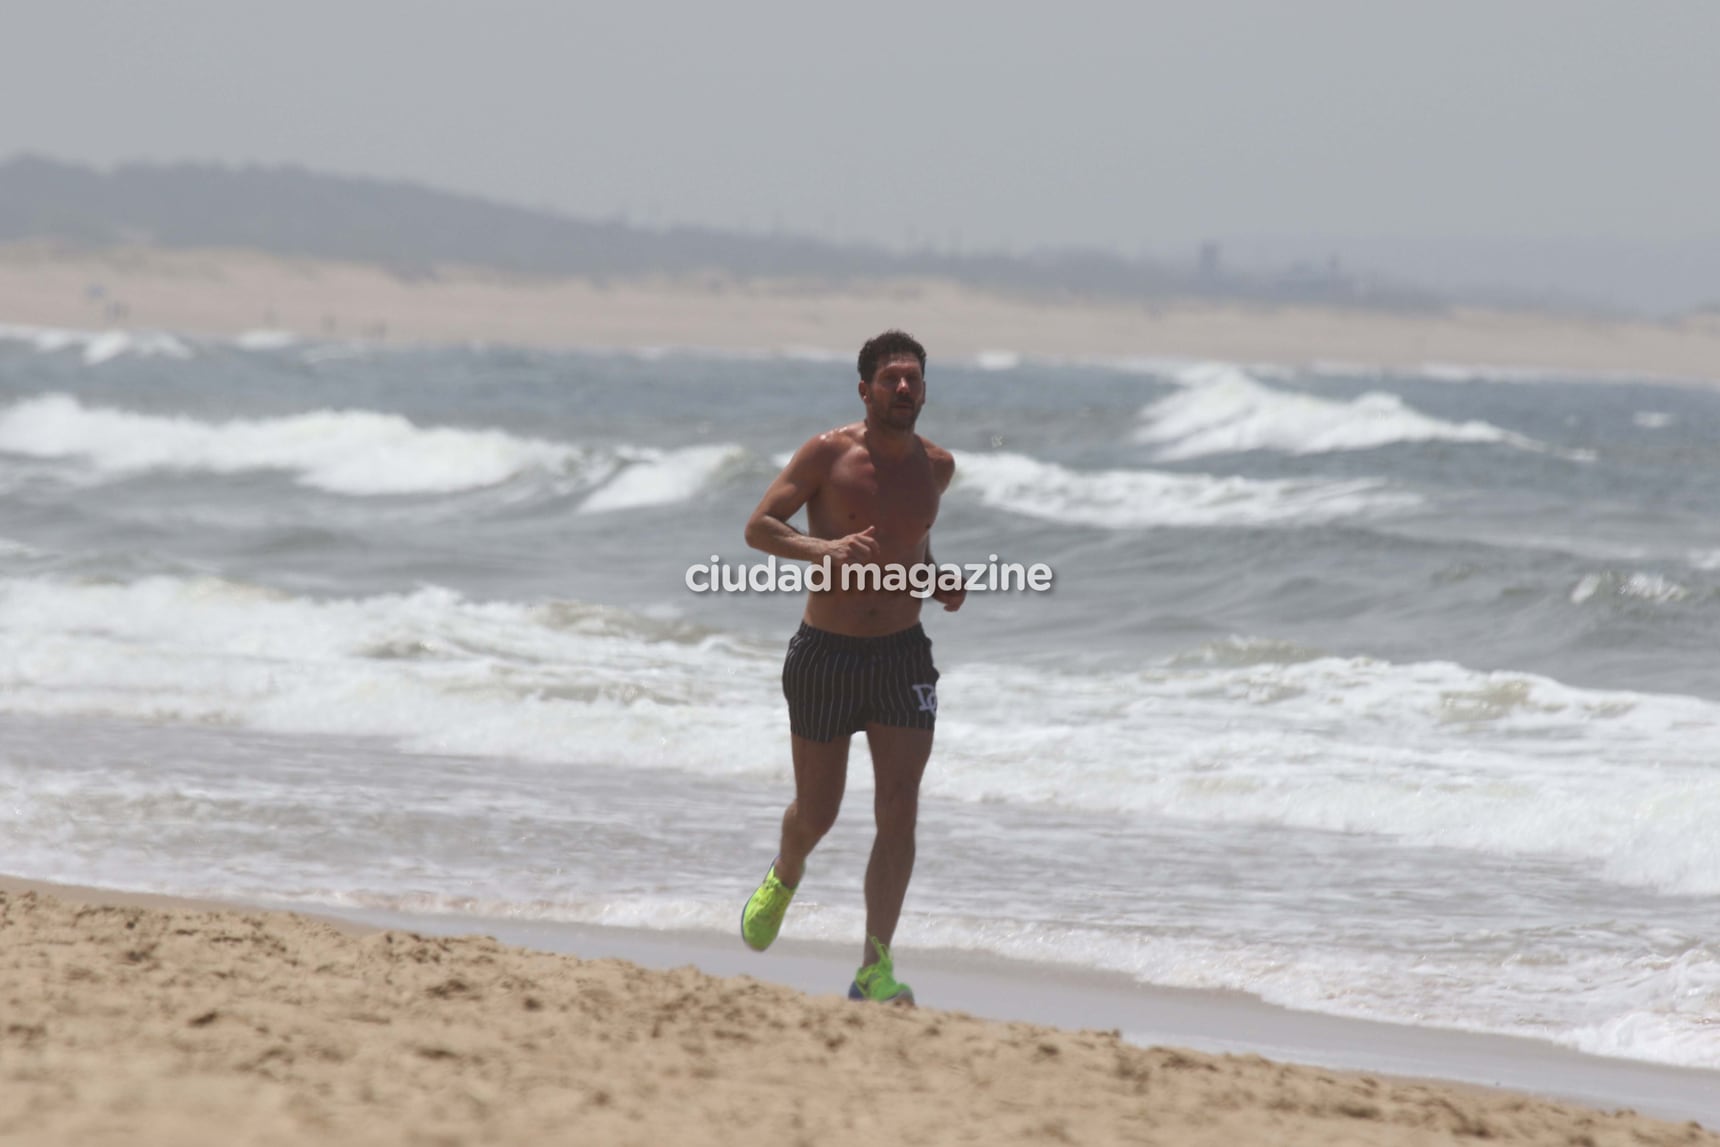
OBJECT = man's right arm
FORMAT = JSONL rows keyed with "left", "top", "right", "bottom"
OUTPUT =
{"left": 745, "top": 434, "right": 879, "bottom": 566}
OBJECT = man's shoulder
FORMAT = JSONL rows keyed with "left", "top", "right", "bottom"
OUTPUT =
{"left": 782, "top": 424, "right": 863, "bottom": 478}
{"left": 800, "top": 423, "right": 865, "bottom": 459}
{"left": 919, "top": 436, "right": 956, "bottom": 477}
{"left": 918, "top": 435, "right": 953, "bottom": 463}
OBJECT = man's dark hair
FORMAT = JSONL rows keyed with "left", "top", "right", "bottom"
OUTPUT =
{"left": 857, "top": 330, "right": 927, "bottom": 383}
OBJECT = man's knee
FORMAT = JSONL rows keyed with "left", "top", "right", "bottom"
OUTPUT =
{"left": 792, "top": 798, "right": 842, "bottom": 840}
{"left": 873, "top": 785, "right": 920, "bottom": 834}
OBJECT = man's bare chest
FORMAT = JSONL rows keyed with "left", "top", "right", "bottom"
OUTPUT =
{"left": 819, "top": 450, "right": 940, "bottom": 539}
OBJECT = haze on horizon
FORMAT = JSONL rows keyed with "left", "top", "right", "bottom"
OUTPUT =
{"left": 3, "top": 1, "right": 1717, "bottom": 312}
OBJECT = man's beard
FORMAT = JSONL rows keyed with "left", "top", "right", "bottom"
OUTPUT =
{"left": 880, "top": 400, "right": 920, "bottom": 430}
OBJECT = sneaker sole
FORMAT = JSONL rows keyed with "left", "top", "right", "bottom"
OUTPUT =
{"left": 847, "top": 981, "right": 916, "bottom": 1007}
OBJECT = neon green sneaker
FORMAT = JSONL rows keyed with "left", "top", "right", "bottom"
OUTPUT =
{"left": 740, "top": 858, "right": 797, "bottom": 951}
{"left": 848, "top": 936, "right": 915, "bottom": 1005}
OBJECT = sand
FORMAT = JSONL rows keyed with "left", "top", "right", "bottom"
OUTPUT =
{"left": 4, "top": 241, "right": 1720, "bottom": 381}
{"left": 1, "top": 881, "right": 1715, "bottom": 1146}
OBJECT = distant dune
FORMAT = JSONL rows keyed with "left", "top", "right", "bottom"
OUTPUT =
{"left": 5, "top": 155, "right": 1719, "bottom": 379}
{"left": 0, "top": 154, "right": 1433, "bottom": 311}
{"left": 4, "top": 241, "right": 1720, "bottom": 381}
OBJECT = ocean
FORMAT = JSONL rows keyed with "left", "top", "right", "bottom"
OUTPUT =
{"left": 2, "top": 324, "right": 1719, "bottom": 1073}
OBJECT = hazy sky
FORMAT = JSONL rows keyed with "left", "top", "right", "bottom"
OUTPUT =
{"left": 4, "top": 1, "right": 1717, "bottom": 257}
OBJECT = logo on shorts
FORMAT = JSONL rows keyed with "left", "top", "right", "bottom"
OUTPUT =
{"left": 910, "top": 683, "right": 938, "bottom": 715}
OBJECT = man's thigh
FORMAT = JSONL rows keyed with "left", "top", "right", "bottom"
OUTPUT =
{"left": 790, "top": 732, "right": 851, "bottom": 823}
{"left": 864, "top": 724, "right": 933, "bottom": 813}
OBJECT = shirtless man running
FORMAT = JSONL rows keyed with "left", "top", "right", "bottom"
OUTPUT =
{"left": 739, "top": 329, "right": 965, "bottom": 1005}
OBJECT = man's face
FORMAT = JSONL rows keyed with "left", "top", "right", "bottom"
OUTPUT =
{"left": 860, "top": 354, "right": 925, "bottom": 431}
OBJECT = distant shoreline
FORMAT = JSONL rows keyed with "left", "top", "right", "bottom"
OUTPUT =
{"left": 5, "top": 241, "right": 1720, "bottom": 382}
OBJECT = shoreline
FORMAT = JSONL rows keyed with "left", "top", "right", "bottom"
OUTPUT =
{"left": 3, "top": 873, "right": 1717, "bottom": 1139}
{"left": 4, "top": 241, "right": 1720, "bottom": 382}
{"left": 341, "top": 902, "right": 1720, "bottom": 1126}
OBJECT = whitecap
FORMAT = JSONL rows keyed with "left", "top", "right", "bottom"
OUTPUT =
{"left": 972, "top": 350, "right": 1021, "bottom": 371}
{"left": 579, "top": 445, "right": 747, "bottom": 513}
{"left": 1136, "top": 363, "right": 1541, "bottom": 461}
{"left": 956, "top": 451, "right": 1416, "bottom": 528}
{"left": 234, "top": 329, "right": 300, "bottom": 350}
{"left": 1571, "top": 571, "right": 1690, "bottom": 605}
{"left": 0, "top": 393, "right": 744, "bottom": 500}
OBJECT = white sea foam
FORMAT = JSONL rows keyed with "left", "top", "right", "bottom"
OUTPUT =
{"left": 1412, "top": 361, "right": 1718, "bottom": 388}
{"left": 1065, "top": 353, "right": 1208, "bottom": 377}
{"left": 899, "top": 914, "right": 1720, "bottom": 1072}
{"left": 85, "top": 330, "right": 192, "bottom": 365}
{"left": 0, "top": 324, "right": 82, "bottom": 354}
{"left": 1137, "top": 363, "right": 1541, "bottom": 460}
{"left": 773, "top": 344, "right": 848, "bottom": 364}
{"left": 8, "top": 574, "right": 1720, "bottom": 1070}
{"left": 0, "top": 393, "right": 744, "bottom": 501}
{"left": 233, "top": 329, "right": 301, "bottom": 350}
{"left": 6, "top": 574, "right": 1720, "bottom": 899}
{"left": 957, "top": 451, "right": 1417, "bottom": 528}
{"left": 972, "top": 350, "right": 1022, "bottom": 371}
{"left": 935, "top": 653, "right": 1720, "bottom": 898}
{"left": 580, "top": 445, "right": 747, "bottom": 514}
{"left": 0, "top": 575, "right": 788, "bottom": 778}
{"left": 1563, "top": 948, "right": 1720, "bottom": 1067}
{"left": 0, "top": 324, "right": 193, "bottom": 364}
{"left": 0, "top": 393, "right": 581, "bottom": 495}
{"left": 1389, "top": 362, "right": 1582, "bottom": 384}
{"left": 1689, "top": 550, "right": 1720, "bottom": 572}
{"left": 1272, "top": 358, "right": 1713, "bottom": 389}
{"left": 300, "top": 343, "right": 377, "bottom": 364}
{"left": 1570, "top": 571, "right": 1690, "bottom": 605}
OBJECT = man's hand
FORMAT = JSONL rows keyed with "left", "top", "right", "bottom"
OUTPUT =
{"left": 824, "top": 525, "right": 882, "bottom": 568}
{"left": 931, "top": 583, "right": 966, "bottom": 612}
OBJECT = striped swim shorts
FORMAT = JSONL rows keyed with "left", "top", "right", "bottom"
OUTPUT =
{"left": 780, "top": 621, "right": 940, "bottom": 742}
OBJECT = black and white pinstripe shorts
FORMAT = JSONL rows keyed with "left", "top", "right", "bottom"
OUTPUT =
{"left": 781, "top": 621, "right": 940, "bottom": 742}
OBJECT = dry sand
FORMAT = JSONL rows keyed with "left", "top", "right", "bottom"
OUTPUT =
{"left": 1, "top": 883, "right": 1715, "bottom": 1146}
{"left": 5, "top": 241, "right": 1720, "bottom": 380}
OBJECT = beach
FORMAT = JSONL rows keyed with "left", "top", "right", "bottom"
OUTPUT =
{"left": 2, "top": 878, "right": 1717, "bottom": 1146}
{"left": 4, "top": 240, "right": 1720, "bottom": 380}
{"left": 6, "top": 242, "right": 1720, "bottom": 1143}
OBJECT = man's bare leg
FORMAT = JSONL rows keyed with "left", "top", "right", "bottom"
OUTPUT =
{"left": 775, "top": 733, "right": 851, "bottom": 888}
{"left": 858, "top": 723, "right": 934, "bottom": 967}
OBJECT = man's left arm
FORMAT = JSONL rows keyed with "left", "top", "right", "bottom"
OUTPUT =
{"left": 926, "top": 446, "right": 966, "bottom": 613}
